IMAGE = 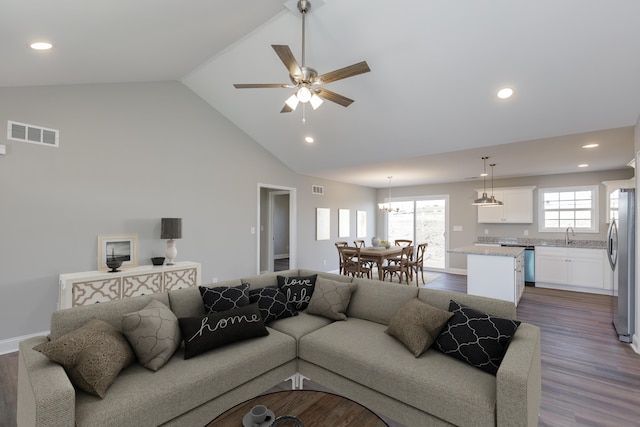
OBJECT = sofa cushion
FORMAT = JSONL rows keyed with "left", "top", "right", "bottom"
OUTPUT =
{"left": 268, "top": 312, "right": 333, "bottom": 343}
{"left": 50, "top": 293, "right": 171, "bottom": 340}
{"left": 242, "top": 270, "right": 300, "bottom": 289}
{"left": 385, "top": 298, "right": 453, "bottom": 357}
{"left": 33, "top": 318, "right": 135, "bottom": 398}
{"left": 435, "top": 300, "right": 521, "bottom": 375}
{"left": 418, "top": 288, "right": 516, "bottom": 320}
{"left": 305, "top": 277, "right": 354, "bottom": 321}
{"left": 248, "top": 286, "right": 297, "bottom": 323}
{"left": 178, "top": 303, "right": 269, "bottom": 359}
{"left": 277, "top": 274, "right": 318, "bottom": 311}
{"left": 74, "top": 328, "right": 297, "bottom": 427}
{"left": 299, "top": 317, "right": 497, "bottom": 427}
{"left": 121, "top": 300, "right": 181, "bottom": 371}
{"left": 346, "top": 278, "right": 418, "bottom": 325}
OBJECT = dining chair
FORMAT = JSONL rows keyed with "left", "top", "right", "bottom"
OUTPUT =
{"left": 386, "top": 240, "right": 413, "bottom": 265}
{"left": 353, "top": 239, "right": 365, "bottom": 248}
{"left": 407, "top": 243, "right": 428, "bottom": 286}
{"left": 335, "top": 241, "right": 348, "bottom": 274}
{"left": 381, "top": 245, "right": 412, "bottom": 284}
{"left": 339, "top": 246, "right": 372, "bottom": 279}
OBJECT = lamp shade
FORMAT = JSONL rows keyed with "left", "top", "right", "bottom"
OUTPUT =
{"left": 161, "top": 218, "right": 182, "bottom": 239}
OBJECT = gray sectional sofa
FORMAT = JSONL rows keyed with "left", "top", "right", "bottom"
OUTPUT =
{"left": 17, "top": 269, "right": 541, "bottom": 427}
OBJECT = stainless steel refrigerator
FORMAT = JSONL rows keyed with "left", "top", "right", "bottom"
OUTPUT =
{"left": 607, "top": 188, "right": 635, "bottom": 343}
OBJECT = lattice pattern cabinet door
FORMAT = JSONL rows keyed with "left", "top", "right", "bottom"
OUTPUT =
{"left": 72, "top": 278, "right": 121, "bottom": 307}
{"left": 163, "top": 267, "right": 198, "bottom": 291}
{"left": 123, "top": 272, "right": 163, "bottom": 298}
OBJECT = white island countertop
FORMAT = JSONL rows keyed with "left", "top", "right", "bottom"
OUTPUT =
{"left": 449, "top": 245, "right": 524, "bottom": 257}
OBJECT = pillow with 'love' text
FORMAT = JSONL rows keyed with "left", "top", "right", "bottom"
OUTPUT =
{"left": 277, "top": 275, "right": 317, "bottom": 311}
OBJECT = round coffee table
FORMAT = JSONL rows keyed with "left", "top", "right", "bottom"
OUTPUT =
{"left": 207, "top": 390, "right": 388, "bottom": 427}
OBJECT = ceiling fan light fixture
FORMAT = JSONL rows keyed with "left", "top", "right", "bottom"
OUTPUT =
{"left": 285, "top": 93, "right": 300, "bottom": 110}
{"left": 309, "top": 93, "right": 323, "bottom": 109}
{"left": 296, "top": 85, "right": 312, "bottom": 103}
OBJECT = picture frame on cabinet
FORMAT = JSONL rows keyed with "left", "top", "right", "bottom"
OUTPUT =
{"left": 98, "top": 234, "right": 138, "bottom": 271}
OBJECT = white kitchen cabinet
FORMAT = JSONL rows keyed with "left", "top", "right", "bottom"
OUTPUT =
{"left": 535, "top": 247, "right": 610, "bottom": 293}
{"left": 58, "top": 261, "right": 201, "bottom": 309}
{"left": 477, "top": 186, "right": 535, "bottom": 224}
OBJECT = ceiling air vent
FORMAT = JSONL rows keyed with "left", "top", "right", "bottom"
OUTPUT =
{"left": 7, "top": 121, "right": 59, "bottom": 148}
{"left": 312, "top": 185, "right": 324, "bottom": 195}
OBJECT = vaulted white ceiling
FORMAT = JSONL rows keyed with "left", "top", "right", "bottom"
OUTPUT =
{"left": 2, "top": 0, "right": 639, "bottom": 187}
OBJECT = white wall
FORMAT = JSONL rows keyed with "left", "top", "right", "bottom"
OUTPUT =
{"left": 0, "top": 82, "right": 376, "bottom": 344}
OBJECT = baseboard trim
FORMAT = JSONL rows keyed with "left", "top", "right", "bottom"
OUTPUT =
{"left": 447, "top": 268, "right": 467, "bottom": 275}
{"left": 0, "top": 331, "right": 49, "bottom": 355}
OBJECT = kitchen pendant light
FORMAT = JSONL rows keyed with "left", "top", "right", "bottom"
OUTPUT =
{"left": 472, "top": 157, "right": 500, "bottom": 206}
{"left": 378, "top": 176, "right": 400, "bottom": 213}
{"left": 488, "top": 163, "right": 503, "bottom": 205}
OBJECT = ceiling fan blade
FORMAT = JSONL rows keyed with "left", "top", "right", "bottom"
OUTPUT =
{"left": 314, "top": 88, "right": 354, "bottom": 107}
{"left": 280, "top": 104, "right": 294, "bottom": 113}
{"left": 272, "top": 45, "right": 302, "bottom": 79}
{"left": 315, "top": 61, "right": 371, "bottom": 85}
{"left": 233, "top": 83, "right": 293, "bottom": 89}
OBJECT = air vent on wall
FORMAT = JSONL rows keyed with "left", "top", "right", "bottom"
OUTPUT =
{"left": 312, "top": 185, "right": 324, "bottom": 195}
{"left": 7, "top": 121, "right": 59, "bottom": 148}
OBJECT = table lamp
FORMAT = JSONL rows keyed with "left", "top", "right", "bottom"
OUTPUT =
{"left": 161, "top": 218, "right": 182, "bottom": 265}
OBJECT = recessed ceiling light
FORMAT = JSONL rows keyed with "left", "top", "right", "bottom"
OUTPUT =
{"left": 497, "top": 87, "right": 514, "bottom": 99}
{"left": 578, "top": 164, "right": 589, "bottom": 168}
{"left": 30, "top": 42, "right": 53, "bottom": 50}
{"left": 305, "top": 136, "right": 314, "bottom": 143}
{"left": 582, "top": 143, "right": 599, "bottom": 149}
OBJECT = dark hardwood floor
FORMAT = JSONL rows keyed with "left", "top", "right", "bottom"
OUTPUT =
{"left": 2, "top": 273, "right": 639, "bottom": 427}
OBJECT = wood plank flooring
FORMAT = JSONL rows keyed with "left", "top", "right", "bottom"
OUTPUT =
{"left": 2, "top": 273, "right": 639, "bottom": 427}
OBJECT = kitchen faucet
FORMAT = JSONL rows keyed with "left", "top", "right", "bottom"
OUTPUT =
{"left": 565, "top": 226, "right": 575, "bottom": 245}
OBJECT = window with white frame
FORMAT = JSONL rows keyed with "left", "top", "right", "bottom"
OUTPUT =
{"left": 538, "top": 186, "right": 598, "bottom": 233}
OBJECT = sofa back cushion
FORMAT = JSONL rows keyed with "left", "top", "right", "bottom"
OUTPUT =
{"left": 298, "top": 269, "right": 353, "bottom": 284}
{"left": 241, "top": 270, "right": 300, "bottom": 289}
{"left": 418, "top": 288, "right": 516, "bottom": 320}
{"left": 169, "top": 279, "right": 241, "bottom": 319}
{"left": 346, "top": 278, "right": 418, "bottom": 325}
{"left": 50, "top": 293, "right": 170, "bottom": 340}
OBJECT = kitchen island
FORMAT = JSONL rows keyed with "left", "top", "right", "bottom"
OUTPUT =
{"left": 449, "top": 245, "right": 525, "bottom": 306}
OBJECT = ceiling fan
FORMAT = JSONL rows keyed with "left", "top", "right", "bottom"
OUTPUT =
{"left": 233, "top": 0, "right": 371, "bottom": 113}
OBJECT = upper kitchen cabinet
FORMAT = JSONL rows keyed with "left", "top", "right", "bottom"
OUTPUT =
{"left": 477, "top": 187, "right": 536, "bottom": 224}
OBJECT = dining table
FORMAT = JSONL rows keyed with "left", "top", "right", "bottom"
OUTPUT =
{"left": 355, "top": 246, "right": 403, "bottom": 280}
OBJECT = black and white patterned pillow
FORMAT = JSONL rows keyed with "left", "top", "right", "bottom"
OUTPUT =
{"left": 434, "top": 300, "right": 521, "bottom": 375}
{"left": 199, "top": 283, "right": 250, "bottom": 314}
{"left": 277, "top": 275, "right": 317, "bottom": 311}
{"left": 178, "top": 303, "right": 269, "bottom": 359}
{"left": 248, "top": 285, "right": 298, "bottom": 323}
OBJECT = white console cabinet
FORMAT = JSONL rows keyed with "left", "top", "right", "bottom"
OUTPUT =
{"left": 535, "top": 247, "right": 610, "bottom": 293}
{"left": 477, "top": 187, "right": 535, "bottom": 224}
{"left": 58, "top": 261, "right": 201, "bottom": 309}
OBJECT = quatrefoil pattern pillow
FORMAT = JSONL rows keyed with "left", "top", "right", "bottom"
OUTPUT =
{"left": 434, "top": 300, "right": 521, "bottom": 375}
{"left": 248, "top": 285, "right": 297, "bottom": 323}
{"left": 199, "top": 283, "right": 250, "bottom": 314}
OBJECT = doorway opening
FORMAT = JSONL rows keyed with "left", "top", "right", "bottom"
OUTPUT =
{"left": 257, "top": 184, "right": 297, "bottom": 274}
